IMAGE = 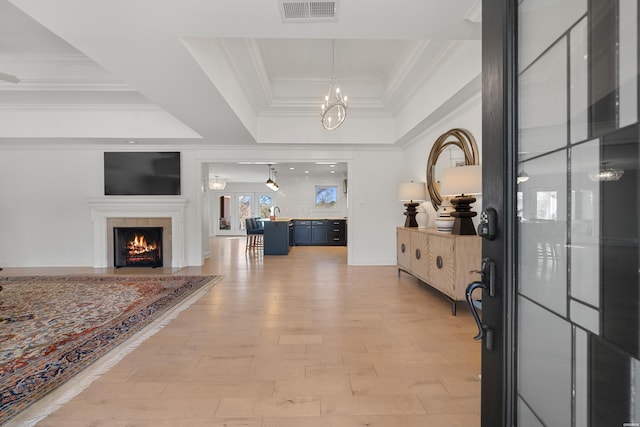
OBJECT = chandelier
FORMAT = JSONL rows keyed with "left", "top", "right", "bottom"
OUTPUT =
{"left": 588, "top": 163, "right": 624, "bottom": 182}
{"left": 208, "top": 175, "right": 226, "bottom": 190}
{"left": 265, "top": 165, "right": 279, "bottom": 191}
{"left": 321, "top": 40, "right": 348, "bottom": 130}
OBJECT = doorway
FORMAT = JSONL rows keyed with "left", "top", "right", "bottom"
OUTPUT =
{"left": 213, "top": 191, "right": 274, "bottom": 236}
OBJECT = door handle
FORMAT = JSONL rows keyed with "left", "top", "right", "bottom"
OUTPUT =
{"left": 466, "top": 281, "right": 487, "bottom": 341}
{"left": 466, "top": 256, "right": 497, "bottom": 350}
{"left": 465, "top": 281, "right": 494, "bottom": 350}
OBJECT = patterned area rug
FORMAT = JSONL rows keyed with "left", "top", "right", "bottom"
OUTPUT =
{"left": 0, "top": 275, "right": 221, "bottom": 424}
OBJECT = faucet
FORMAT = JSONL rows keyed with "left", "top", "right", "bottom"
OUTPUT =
{"left": 273, "top": 206, "right": 281, "bottom": 219}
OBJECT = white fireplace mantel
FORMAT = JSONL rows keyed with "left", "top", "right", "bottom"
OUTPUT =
{"left": 88, "top": 197, "right": 188, "bottom": 268}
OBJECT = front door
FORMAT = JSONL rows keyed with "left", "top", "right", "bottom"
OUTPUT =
{"left": 482, "top": 0, "right": 639, "bottom": 425}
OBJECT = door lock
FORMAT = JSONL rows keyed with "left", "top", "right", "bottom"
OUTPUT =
{"left": 471, "top": 257, "right": 496, "bottom": 297}
{"left": 478, "top": 207, "right": 497, "bottom": 240}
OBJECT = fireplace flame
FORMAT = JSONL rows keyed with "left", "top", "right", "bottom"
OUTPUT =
{"left": 127, "top": 233, "right": 157, "bottom": 255}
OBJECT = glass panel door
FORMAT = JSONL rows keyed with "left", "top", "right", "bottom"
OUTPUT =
{"left": 516, "top": 1, "right": 639, "bottom": 425}
{"left": 217, "top": 195, "right": 231, "bottom": 232}
{"left": 214, "top": 192, "right": 274, "bottom": 236}
{"left": 238, "top": 194, "right": 253, "bottom": 232}
{"left": 258, "top": 194, "right": 274, "bottom": 219}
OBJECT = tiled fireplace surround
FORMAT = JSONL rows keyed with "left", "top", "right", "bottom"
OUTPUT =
{"left": 88, "top": 198, "right": 187, "bottom": 268}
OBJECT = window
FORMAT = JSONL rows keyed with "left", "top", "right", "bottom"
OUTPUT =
{"left": 258, "top": 194, "right": 273, "bottom": 218}
{"left": 536, "top": 191, "right": 557, "bottom": 220}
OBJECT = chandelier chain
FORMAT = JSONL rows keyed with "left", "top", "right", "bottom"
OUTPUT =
{"left": 320, "top": 39, "right": 348, "bottom": 131}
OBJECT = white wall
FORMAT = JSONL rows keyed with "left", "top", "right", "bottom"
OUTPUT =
{"left": 0, "top": 147, "right": 100, "bottom": 266}
{"left": 348, "top": 150, "right": 405, "bottom": 265}
{"left": 401, "top": 95, "right": 483, "bottom": 228}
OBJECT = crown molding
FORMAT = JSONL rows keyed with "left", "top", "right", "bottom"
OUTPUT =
{"left": 245, "top": 38, "right": 274, "bottom": 108}
{"left": 0, "top": 80, "right": 133, "bottom": 91}
{"left": 383, "top": 40, "right": 463, "bottom": 115}
{"left": 0, "top": 103, "right": 164, "bottom": 111}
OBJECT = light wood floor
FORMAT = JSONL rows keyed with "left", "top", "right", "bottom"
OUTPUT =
{"left": 4, "top": 237, "right": 481, "bottom": 426}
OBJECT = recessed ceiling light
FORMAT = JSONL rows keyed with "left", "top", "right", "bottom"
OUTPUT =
{"left": 330, "top": 164, "right": 336, "bottom": 167}
{"left": 331, "top": 170, "right": 336, "bottom": 173}
{"left": 127, "top": 140, "right": 136, "bottom": 144}
{"left": 289, "top": 167, "right": 295, "bottom": 170}
{"left": 305, "top": 170, "right": 310, "bottom": 174}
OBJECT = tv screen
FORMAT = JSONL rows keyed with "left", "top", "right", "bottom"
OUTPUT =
{"left": 104, "top": 152, "right": 181, "bottom": 195}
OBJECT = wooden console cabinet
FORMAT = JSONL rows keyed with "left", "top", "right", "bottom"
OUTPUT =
{"left": 397, "top": 227, "right": 481, "bottom": 314}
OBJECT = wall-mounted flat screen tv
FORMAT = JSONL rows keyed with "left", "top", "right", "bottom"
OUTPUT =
{"left": 104, "top": 152, "right": 181, "bottom": 195}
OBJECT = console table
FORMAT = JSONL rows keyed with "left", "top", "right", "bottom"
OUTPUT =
{"left": 397, "top": 227, "right": 481, "bottom": 315}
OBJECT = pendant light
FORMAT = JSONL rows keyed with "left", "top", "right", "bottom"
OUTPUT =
{"left": 320, "top": 39, "right": 348, "bottom": 131}
{"left": 265, "top": 164, "right": 279, "bottom": 191}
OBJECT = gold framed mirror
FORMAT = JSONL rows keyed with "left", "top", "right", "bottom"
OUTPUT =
{"left": 426, "top": 128, "right": 480, "bottom": 211}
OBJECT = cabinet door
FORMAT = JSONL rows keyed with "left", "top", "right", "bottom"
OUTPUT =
{"left": 428, "top": 234, "right": 455, "bottom": 296}
{"left": 311, "top": 225, "right": 328, "bottom": 244}
{"left": 410, "top": 231, "right": 430, "bottom": 280}
{"left": 453, "top": 235, "right": 482, "bottom": 298}
{"left": 294, "top": 221, "right": 312, "bottom": 245}
{"left": 397, "top": 228, "right": 412, "bottom": 269}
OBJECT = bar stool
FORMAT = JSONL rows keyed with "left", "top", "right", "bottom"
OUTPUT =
{"left": 245, "top": 217, "right": 264, "bottom": 251}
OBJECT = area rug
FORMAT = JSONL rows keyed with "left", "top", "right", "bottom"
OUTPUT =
{"left": 0, "top": 274, "right": 221, "bottom": 425}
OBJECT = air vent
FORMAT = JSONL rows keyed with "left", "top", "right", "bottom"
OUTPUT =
{"left": 278, "top": 0, "right": 338, "bottom": 22}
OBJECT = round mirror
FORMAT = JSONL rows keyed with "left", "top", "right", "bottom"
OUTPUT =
{"left": 426, "top": 128, "right": 479, "bottom": 211}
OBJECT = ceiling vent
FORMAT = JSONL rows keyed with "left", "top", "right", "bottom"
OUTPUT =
{"left": 278, "top": 0, "right": 338, "bottom": 23}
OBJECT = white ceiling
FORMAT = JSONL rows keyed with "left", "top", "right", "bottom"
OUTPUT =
{"left": 209, "top": 161, "right": 348, "bottom": 184}
{"left": 0, "top": 0, "right": 481, "bottom": 181}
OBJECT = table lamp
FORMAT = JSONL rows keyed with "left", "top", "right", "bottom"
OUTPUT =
{"left": 398, "top": 181, "right": 426, "bottom": 227}
{"left": 439, "top": 165, "right": 482, "bottom": 235}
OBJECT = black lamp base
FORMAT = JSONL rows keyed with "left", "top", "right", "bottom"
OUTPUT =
{"left": 450, "top": 195, "right": 478, "bottom": 235}
{"left": 403, "top": 202, "right": 419, "bottom": 227}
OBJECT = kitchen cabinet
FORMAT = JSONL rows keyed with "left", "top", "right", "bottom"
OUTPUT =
{"left": 293, "top": 219, "right": 346, "bottom": 246}
{"left": 263, "top": 220, "right": 292, "bottom": 255}
{"left": 327, "top": 219, "right": 347, "bottom": 245}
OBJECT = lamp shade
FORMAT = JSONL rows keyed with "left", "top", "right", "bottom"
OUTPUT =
{"left": 439, "top": 165, "right": 482, "bottom": 197}
{"left": 398, "top": 181, "right": 427, "bottom": 202}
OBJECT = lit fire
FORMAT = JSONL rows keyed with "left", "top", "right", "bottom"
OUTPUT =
{"left": 127, "top": 234, "right": 157, "bottom": 256}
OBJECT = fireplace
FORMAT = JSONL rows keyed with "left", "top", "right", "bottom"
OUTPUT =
{"left": 113, "top": 227, "right": 163, "bottom": 268}
{"left": 89, "top": 198, "right": 186, "bottom": 268}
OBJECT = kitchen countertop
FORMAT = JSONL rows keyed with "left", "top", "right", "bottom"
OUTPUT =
{"left": 267, "top": 218, "right": 293, "bottom": 222}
